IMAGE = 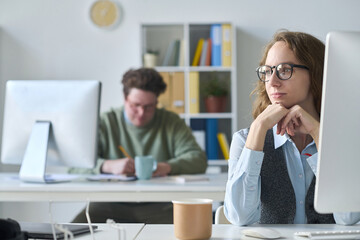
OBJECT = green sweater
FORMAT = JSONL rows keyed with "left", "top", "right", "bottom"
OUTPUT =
{"left": 70, "top": 107, "right": 207, "bottom": 175}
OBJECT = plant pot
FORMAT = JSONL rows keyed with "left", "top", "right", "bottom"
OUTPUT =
{"left": 204, "top": 96, "right": 227, "bottom": 113}
{"left": 143, "top": 53, "right": 158, "bottom": 68}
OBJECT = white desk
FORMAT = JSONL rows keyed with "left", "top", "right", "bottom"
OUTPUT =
{"left": 72, "top": 224, "right": 144, "bottom": 240}
{"left": 0, "top": 173, "right": 227, "bottom": 202}
{"left": 135, "top": 224, "right": 360, "bottom": 240}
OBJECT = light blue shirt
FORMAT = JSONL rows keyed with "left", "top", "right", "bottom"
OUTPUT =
{"left": 123, "top": 110, "right": 132, "bottom": 124}
{"left": 224, "top": 126, "right": 360, "bottom": 226}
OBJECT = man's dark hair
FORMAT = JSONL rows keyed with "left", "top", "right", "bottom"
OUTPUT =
{"left": 122, "top": 68, "right": 167, "bottom": 98}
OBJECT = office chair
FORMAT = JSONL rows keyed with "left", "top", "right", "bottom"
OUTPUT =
{"left": 0, "top": 218, "right": 28, "bottom": 240}
{"left": 214, "top": 205, "right": 231, "bottom": 224}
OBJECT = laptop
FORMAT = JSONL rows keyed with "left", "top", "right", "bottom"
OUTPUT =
{"left": 19, "top": 222, "right": 97, "bottom": 239}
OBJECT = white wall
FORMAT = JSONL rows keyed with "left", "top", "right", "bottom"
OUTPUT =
{"left": 0, "top": 0, "right": 359, "bottom": 222}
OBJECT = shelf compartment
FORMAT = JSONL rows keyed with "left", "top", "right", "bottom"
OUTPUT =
{"left": 141, "top": 24, "right": 184, "bottom": 67}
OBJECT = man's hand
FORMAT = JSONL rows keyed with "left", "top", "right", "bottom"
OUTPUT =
{"left": 101, "top": 158, "right": 135, "bottom": 175}
{"left": 152, "top": 162, "right": 171, "bottom": 177}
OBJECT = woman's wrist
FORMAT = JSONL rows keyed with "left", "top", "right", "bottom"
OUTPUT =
{"left": 309, "top": 123, "right": 320, "bottom": 147}
{"left": 246, "top": 120, "right": 269, "bottom": 151}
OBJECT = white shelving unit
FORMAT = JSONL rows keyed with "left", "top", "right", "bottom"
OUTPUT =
{"left": 141, "top": 22, "right": 237, "bottom": 160}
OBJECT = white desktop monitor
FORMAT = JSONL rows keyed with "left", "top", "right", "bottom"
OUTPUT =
{"left": 1, "top": 80, "right": 101, "bottom": 183}
{"left": 315, "top": 31, "right": 360, "bottom": 213}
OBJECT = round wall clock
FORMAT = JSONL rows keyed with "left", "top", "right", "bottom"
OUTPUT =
{"left": 90, "top": 0, "right": 121, "bottom": 29}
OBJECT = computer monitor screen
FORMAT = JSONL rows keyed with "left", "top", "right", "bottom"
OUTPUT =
{"left": 315, "top": 31, "right": 360, "bottom": 213}
{"left": 1, "top": 80, "right": 101, "bottom": 183}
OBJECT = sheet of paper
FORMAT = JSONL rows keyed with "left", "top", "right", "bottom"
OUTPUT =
{"left": 87, "top": 174, "right": 137, "bottom": 182}
{"left": 7, "top": 174, "right": 80, "bottom": 183}
{"left": 45, "top": 174, "right": 80, "bottom": 182}
{"left": 172, "top": 175, "right": 209, "bottom": 183}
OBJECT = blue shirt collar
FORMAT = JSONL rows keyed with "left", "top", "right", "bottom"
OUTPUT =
{"left": 272, "top": 125, "right": 316, "bottom": 150}
{"left": 123, "top": 109, "right": 133, "bottom": 125}
{"left": 273, "top": 124, "right": 291, "bottom": 149}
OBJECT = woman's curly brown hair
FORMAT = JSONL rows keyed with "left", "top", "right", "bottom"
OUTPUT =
{"left": 251, "top": 30, "right": 325, "bottom": 119}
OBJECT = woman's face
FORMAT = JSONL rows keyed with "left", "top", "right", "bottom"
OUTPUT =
{"left": 265, "top": 41, "right": 313, "bottom": 110}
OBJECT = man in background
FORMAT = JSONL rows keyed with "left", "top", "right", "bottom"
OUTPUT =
{"left": 71, "top": 67, "right": 207, "bottom": 223}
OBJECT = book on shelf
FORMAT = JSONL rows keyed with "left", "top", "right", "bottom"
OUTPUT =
{"left": 162, "top": 40, "right": 175, "bottom": 66}
{"left": 192, "top": 38, "right": 204, "bottom": 66}
{"left": 158, "top": 72, "right": 184, "bottom": 114}
{"left": 199, "top": 39, "right": 208, "bottom": 66}
{"left": 217, "top": 132, "right": 230, "bottom": 160}
{"left": 205, "top": 38, "right": 212, "bottom": 66}
{"left": 210, "top": 24, "right": 222, "bottom": 66}
{"left": 171, "top": 72, "right": 185, "bottom": 114}
{"left": 173, "top": 40, "right": 181, "bottom": 66}
{"left": 222, "top": 24, "right": 232, "bottom": 67}
{"left": 158, "top": 72, "right": 172, "bottom": 109}
{"left": 206, "top": 118, "right": 218, "bottom": 160}
{"left": 192, "top": 130, "right": 206, "bottom": 151}
{"left": 190, "top": 119, "right": 206, "bottom": 155}
{"left": 191, "top": 119, "right": 230, "bottom": 160}
{"left": 189, "top": 71, "right": 200, "bottom": 114}
{"left": 178, "top": 39, "right": 185, "bottom": 66}
{"left": 162, "top": 39, "right": 180, "bottom": 66}
{"left": 191, "top": 119, "right": 206, "bottom": 131}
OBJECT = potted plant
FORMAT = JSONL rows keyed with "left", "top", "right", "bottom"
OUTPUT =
{"left": 143, "top": 49, "right": 159, "bottom": 68}
{"left": 202, "top": 77, "right": 228, "bottom": 113}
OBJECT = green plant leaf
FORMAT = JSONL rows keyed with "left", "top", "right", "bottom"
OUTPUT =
{"left": 202, "top": 78, "right": 228, "bottom": 97}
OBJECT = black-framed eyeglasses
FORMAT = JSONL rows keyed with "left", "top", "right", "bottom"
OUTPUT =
{"left": 127, "top": 99, "right": 158, "bottom": 112}
{"left": 256, "top": 63, "right": 309, "bottom": 82}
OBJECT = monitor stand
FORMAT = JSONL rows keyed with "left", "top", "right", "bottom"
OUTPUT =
{"left": 19, "top": 121, "right": 76, "bottom": 183}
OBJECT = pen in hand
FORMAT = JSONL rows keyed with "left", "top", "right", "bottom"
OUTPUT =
{"left": 118, "top": 145, "right": 136, "bottom": 176}
{"left": 118, "top": 145, "right": 132, "bottom": 159}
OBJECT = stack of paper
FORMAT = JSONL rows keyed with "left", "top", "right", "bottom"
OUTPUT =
{"left": 173, "top": 175, "right": 209, "bottom": 183}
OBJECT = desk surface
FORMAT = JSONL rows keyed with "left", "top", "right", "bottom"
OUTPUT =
{"left": 136, "top": 224, "right": 360, "bottom": 240}
{"left": 0, "top": 173, "right": 227, "bottom": 202}
{"left": 74, "top": 223, "right": 144, "bottom": 240}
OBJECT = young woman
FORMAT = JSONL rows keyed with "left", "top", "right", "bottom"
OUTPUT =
{"left": 224, "top": 30, "right": 360, "bottom": 225}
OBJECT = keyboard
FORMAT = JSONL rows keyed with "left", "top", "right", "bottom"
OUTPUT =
{"left": 294, "top": 230, "right": 360, "bottom": 239}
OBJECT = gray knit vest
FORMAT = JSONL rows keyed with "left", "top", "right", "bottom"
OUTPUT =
{"left": 259, "top": 130, "right": 334, "bottom": 224}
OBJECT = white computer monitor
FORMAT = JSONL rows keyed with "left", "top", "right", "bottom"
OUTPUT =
{"left": 315, "top": 31, "right": 360, "bottom": 213}
{"left": 1, "top": 80, "right": 101, "bottom": 183}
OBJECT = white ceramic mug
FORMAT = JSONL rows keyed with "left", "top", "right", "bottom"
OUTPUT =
{"left": 135, "top": 155, "right": 157, "bottom": 180}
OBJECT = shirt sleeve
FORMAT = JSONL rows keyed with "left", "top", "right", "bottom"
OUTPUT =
{"left": 307, "top": 153, "right": 360, "bottom": 225}
{"left": 224, "top": 129, "right": 264, "bottom": 226}
{"left": 166, "top": 117, "right": 207, "bottom": 175}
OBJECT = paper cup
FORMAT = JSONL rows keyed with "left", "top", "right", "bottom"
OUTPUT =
{"left": 172, "top": 199, "right": 213, "bottom": 240}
